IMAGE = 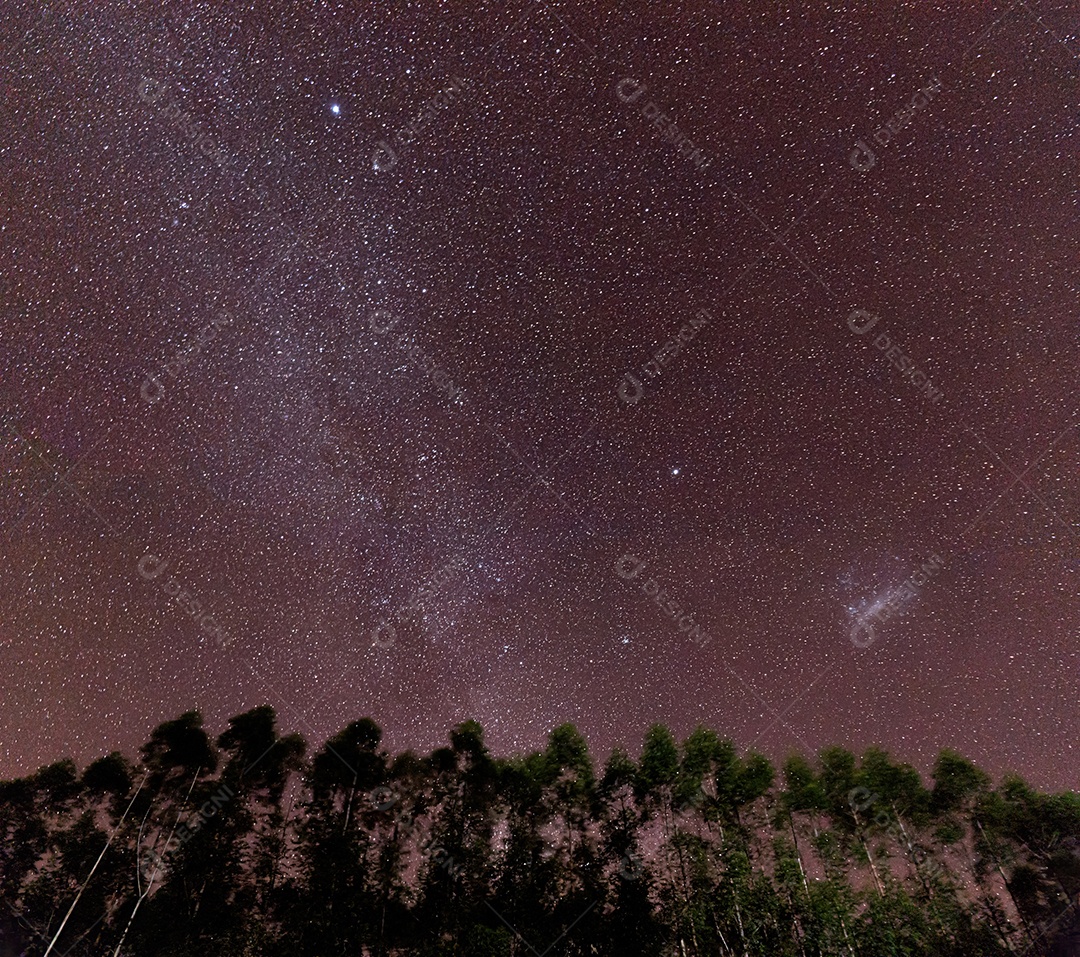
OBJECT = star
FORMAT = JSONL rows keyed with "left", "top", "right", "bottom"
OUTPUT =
{"left": 1, "top": 0, "right": 1076, "bottom": 799}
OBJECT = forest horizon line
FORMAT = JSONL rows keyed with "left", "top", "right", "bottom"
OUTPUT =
{"left": 3, "top": 704, "right": 1080, "bottom": 956}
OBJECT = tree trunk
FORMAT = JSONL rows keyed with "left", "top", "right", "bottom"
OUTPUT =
{"left": 839, "top": 913, "right": 858, "bottom": 957}
{"left": 788, "top": 812, "right": 811, "bottom": 897}
{"left": 265, "top": 795, "right": 295, "bottom": 907}
{"left": 891, "top": 804, "right": 935, "bottom": 901}
{"left": 111, "top": 771, "right": 199, "bottom": 957}
{"left": 42, "top": 776, "right": 146, "bottom": 957}
{"left": 342, "top": 770, "right": 359, "bottom": 835}
{"left": 975, "top": 818, "right": 1037, "bottom": 950}
{"left": 850, "top": 806, "right": 884, "bottom": 898}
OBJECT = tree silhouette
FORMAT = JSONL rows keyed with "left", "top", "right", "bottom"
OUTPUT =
{"left": 0, "top": 711, "right": 1072, "bottom": 957}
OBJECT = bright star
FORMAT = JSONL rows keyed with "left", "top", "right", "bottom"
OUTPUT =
{"left": 672, "top": 467, "right": 680, "bottom": 476}
{"left": 330, "top": 103, "right": 341, "bottom": 115}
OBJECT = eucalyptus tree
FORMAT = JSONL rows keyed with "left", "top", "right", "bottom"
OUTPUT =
{"left": 931, "top": 748, "right": 990, "bottom": 817}
{"left": 536, "top": 724, "right": 605, "bottom": 955}
{"left": 636, "top": 724, "right": 681, "bottom": 867}
{"left": 852, "top": 747, "right": 937, "bottom": 905}
{"left": 780, "top": 754, "right": 827, "bottom": 825}
{"left": 595, "top": 746, "right": 665, "bottom": 957}
{"left": 138, "top": 710, "right": 217, "bottom": 798}
{"left": 0, "top": 774, "right": 41, "bottom": 905}
{"left": 597, "top": 747, "right": 641, "bottom": 883}
{"left": 215, "top": 705, "right": 306, "bottom": 916}
{"left": 116, "top": 710, "right": 217, "bottom": 945}
{"left": 541, "top": 723, "right": 595, "bottom": 876}
{"left": 487, "top": 749, "right": 556, "bottom": 951}
{"left": 414, "top": 721, "right": 501, "bottom": 951}
{"left": 81, "top": 753, "right": 134, "bottom": 826}
{"left": 295, "top": 717, "right": 388, "bottom": 956}
{"left": 733, "top": 752, "right": 775, "bottom": 829}
{"left": 9, "top": 761, "right": 86, "bottom": 955}
{"left": 367, "top": 748, "right": 430, "bottom": 955}
{"left": 816, "top": 747, "right": 858, "bottom": 828}
{"left": 140, "top": 706, "right": 306, "bottom": 952}
{"left": 63, "top": 752, "right": 140, "bottom": 953}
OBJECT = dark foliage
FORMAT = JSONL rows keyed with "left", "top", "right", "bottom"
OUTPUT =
{"left": 1, "top": 709, "right": 1078, "bottom": 957}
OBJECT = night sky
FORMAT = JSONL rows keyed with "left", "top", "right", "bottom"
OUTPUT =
{"left": 1, "top": 0, "right": 1078, "bottom": 791}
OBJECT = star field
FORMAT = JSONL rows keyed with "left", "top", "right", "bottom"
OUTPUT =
{"left": 0, "top": 0, "right": 1078, "bottom": 790}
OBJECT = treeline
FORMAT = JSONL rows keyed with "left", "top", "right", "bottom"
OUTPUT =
{"left": 1, "top": 707, "right": 1079, "bottom": 956}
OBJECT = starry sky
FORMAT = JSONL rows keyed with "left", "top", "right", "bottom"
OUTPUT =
{"left": 1, "top": 0, "right": 1078, "bottom": 791}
